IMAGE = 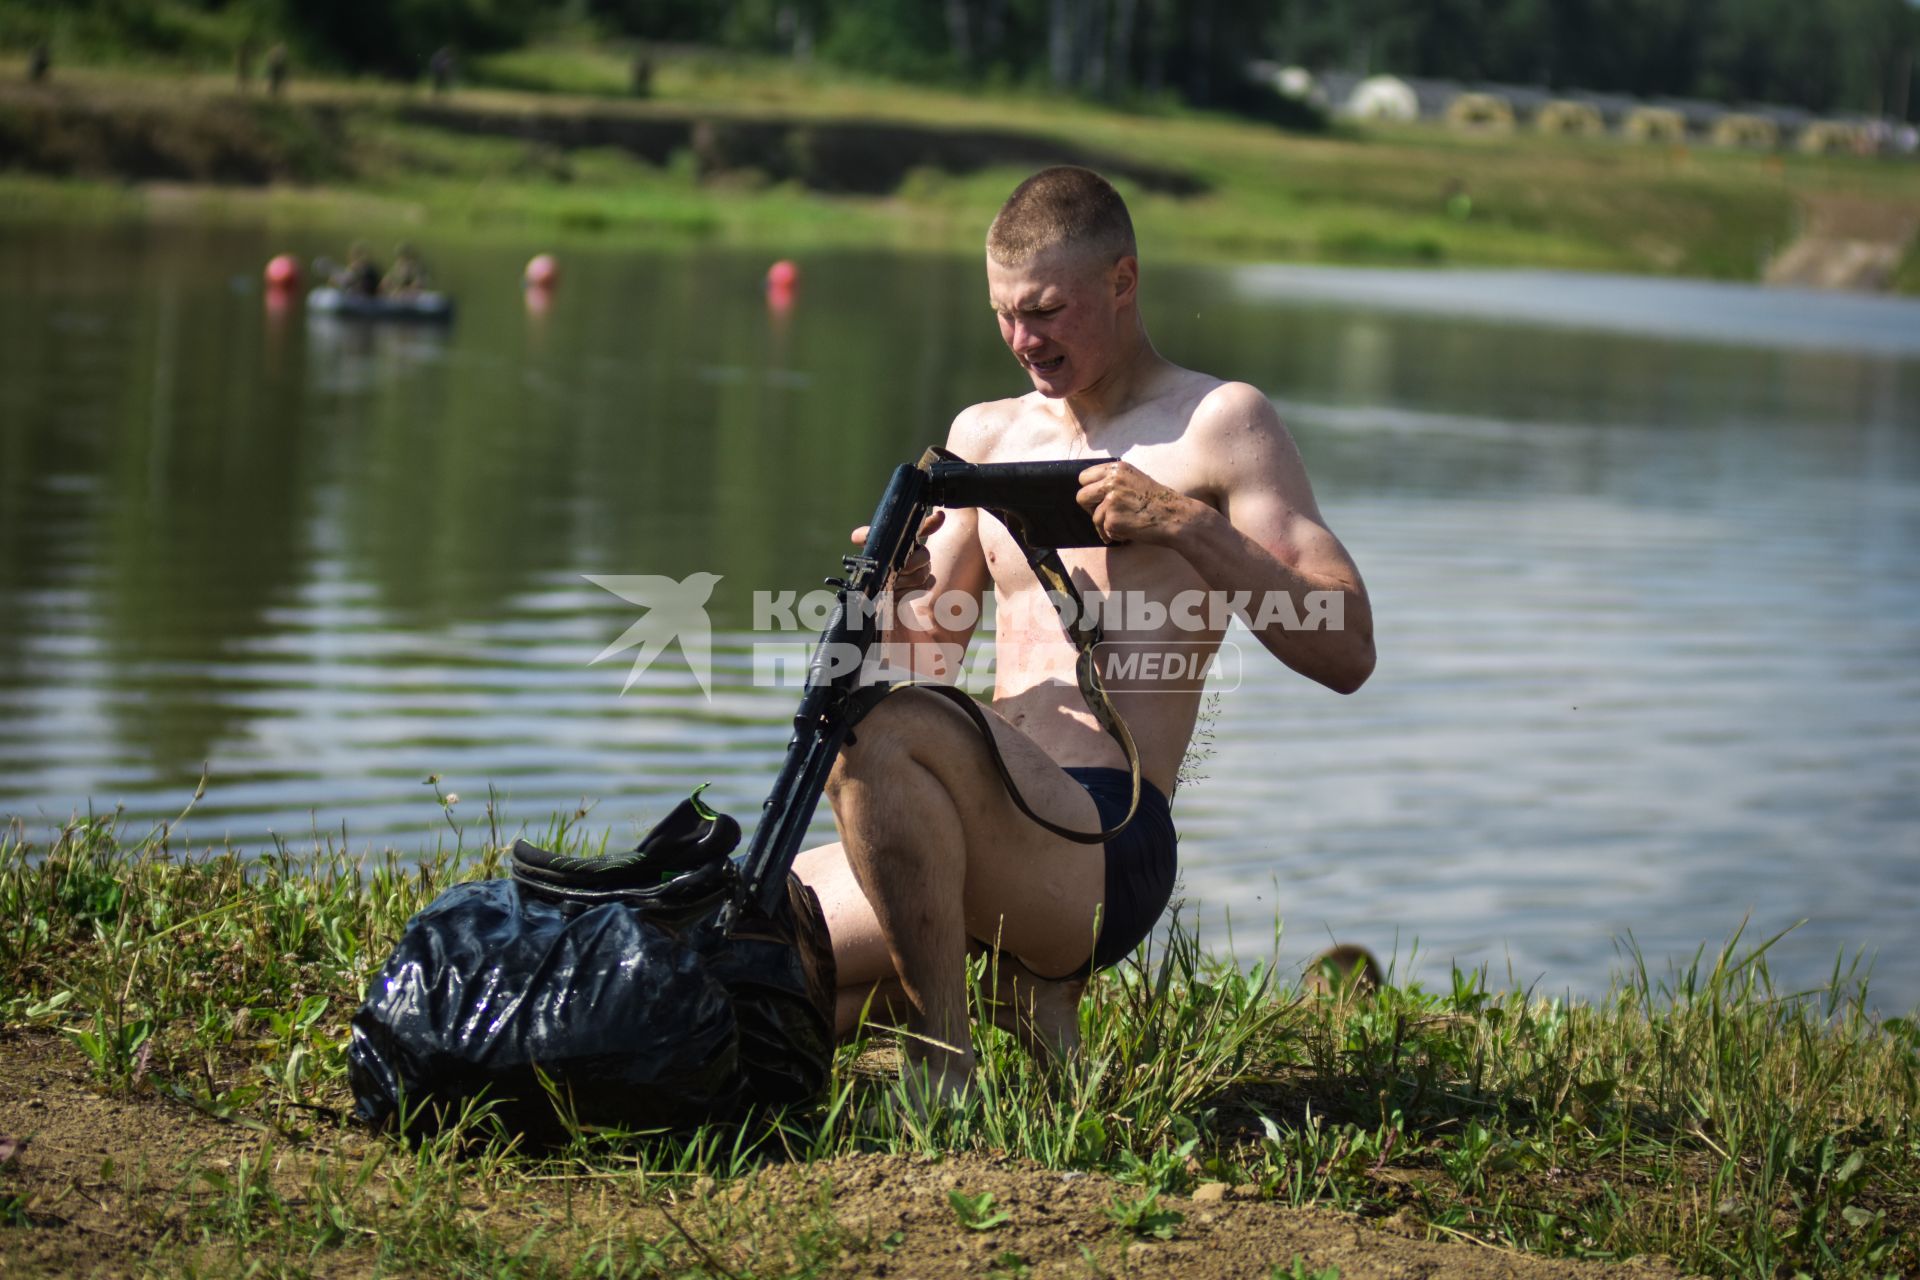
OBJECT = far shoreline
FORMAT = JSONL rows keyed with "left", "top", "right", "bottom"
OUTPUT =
{"left": 4, "top": 58, "right": 1917, "bottom": 291}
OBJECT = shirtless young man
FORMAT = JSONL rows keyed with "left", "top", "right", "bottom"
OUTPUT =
{"left": 793, "top": 167, "right": 1374, "bottom": 1097}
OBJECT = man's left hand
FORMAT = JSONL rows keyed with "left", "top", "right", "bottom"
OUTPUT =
{"left": 1076, "top": 460, "right": 1197, "bottom": 547}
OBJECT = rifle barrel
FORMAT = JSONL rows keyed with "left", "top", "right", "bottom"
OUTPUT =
{"left": 735, "top": 463, "right": 930, "bottom": 919}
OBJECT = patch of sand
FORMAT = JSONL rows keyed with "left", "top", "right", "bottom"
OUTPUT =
{"left": 1765, "top": 192, "right": 1919, "bottom": 291}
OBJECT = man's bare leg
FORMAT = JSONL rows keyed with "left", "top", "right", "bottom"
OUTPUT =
{"left": 799, "top": 690, "right": 1107, "bottom": 1098}
{"left": 828, "top": 750, "right": 976, "bottom": 1098}
{"left": 812, "top": 947, "right": 1085, "bottom": 1063}
{"left": 979, "top": 949, "right": 1086, "bottom": 1063}
{"left": 792, "top": 844, "right": 906, "bottom": 1035}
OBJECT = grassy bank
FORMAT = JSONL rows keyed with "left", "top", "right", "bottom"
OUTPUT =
{"left": 4, "top": 49, "right": 1919, "bottom": 286}
{"left": 1, "top": 812, "right": 1914, "bottom": 1278}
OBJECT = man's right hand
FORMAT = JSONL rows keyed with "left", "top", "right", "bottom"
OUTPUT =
{"left": 851, "top": 509, "right": 944, "bottom": 596}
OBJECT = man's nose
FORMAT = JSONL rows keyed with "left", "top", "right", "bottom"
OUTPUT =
{"left": 1010, "top": 322, "right": 1043, "bottom": 352}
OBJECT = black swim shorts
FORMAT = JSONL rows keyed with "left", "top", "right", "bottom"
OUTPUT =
{"left": 1061, "top": 766, "right": 1178, "bottom": 977}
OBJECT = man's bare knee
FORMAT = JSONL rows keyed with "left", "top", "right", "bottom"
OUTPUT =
{"left": 830, "top": 693, "right": 969, "bottom": 807}
{"left": 847, "top": 690, "right": 966, "bottom": 760}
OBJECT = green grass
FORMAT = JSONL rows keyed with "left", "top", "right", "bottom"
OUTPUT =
{"left": 0, "top": 0, "right": 257, "bottom": 69}
{"left": 468, "top": 41, "right": 642, "bottom": 98}
{"left": 3, "top": 47, "right": 1917, "bottom": 285}
{"left": 1, "top": 807, "right": 1915, "bottom": 1277}
{"left": 1895, "top": 237, "right": 1920, "bottom": 294}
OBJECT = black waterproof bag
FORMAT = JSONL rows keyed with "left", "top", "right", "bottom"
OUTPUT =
{"left": 346, "top": 793, "right": 835, "bottom": 1139}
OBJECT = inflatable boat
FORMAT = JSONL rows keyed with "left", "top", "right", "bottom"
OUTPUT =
{"left": 307, "top": 287, "right": 455, "bottom": 323}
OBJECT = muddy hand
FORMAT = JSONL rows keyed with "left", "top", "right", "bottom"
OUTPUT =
{"left": 850, "top": 509, "right": 944, "bottom": 594}
{"left": 1076, "top": 460, "right": 1191, "bottom": 546}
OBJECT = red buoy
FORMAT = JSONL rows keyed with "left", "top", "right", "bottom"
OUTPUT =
{"left": 766, "top": 259, "right": 799, "bottom": 291}
{"left": 263, "top": 253, "right": 301, "bottom": 290}
{"left": 524, "top": 253, "right": 560, "bottom": 289}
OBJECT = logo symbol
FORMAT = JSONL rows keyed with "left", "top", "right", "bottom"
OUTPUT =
{"left": 1093, "top": 641, "right": 1243, "bottom": 691}
{"left": 585, "top": 572, "right": 723, "bottom": 698}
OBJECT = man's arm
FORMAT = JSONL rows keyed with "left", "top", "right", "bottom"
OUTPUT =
{"left": 1078, "top": 384, "right": 1375, "bottom": 694}
{"left": 853, "top": 409, "right": 994, "bottom": 682}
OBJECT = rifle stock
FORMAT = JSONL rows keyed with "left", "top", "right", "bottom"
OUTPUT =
{"left": 928, "top": 458, "right": 1103, "bottom": 550}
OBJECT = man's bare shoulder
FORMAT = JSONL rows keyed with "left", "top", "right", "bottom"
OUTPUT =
{"left": 948, "top": 394, "right": 1045, "bottom": 461}
{"left": 1184, "top": 380, "right": 1327, "bottom": 521}
{"left": 1130, "top": 367, "right": 1276, "bottom": 440}
{"left": 1182, "top": 377, "right": 1287, "bottom": 442}
{"left": 1136, "top": 372, "right": 1292, "bottom": 492}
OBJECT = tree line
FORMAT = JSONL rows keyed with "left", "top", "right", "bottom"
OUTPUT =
{"left": 1273, "top": 0, "right": 1919, "bottom": 119}
{"left": 8, "top": 0, "right": 1916, "bottom": 120}
{"left": 638, "top": 0, "right": 1920, "bottom": 119}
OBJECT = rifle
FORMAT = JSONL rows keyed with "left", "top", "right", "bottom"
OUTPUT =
{"left": 726, "top": 450, "right": 1133, "bottom": 925}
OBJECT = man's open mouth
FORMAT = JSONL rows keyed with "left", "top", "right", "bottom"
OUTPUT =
{"left": 1028, "top": 355, "right": 1065, "bottom": 374}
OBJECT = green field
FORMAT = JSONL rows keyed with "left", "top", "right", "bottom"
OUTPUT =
{"left": 4, "top": 45, "right": 1918, "bottom": 288}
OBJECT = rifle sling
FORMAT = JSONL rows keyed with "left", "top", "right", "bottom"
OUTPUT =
{"left": 843, "top": 527, "right": 1142, "bottom": 846}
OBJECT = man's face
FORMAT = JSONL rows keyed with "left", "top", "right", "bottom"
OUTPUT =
{"left": 986, "top": 245, "right": 1135, "bottom": 399}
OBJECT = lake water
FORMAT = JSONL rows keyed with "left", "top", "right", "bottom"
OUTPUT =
{"left": 2, "top": 227, "right": 1916, "bottom": 1012}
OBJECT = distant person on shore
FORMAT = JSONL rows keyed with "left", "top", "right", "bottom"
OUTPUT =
{"left": 27, "top": 41, "right": 49, "bottom": 84}
{"left": 265, "top": 43, "right": 289, "bottom": 96}
{"left": 429, "top": 46, "right": 456, "bottom": 95}
{"left": 380, "top": 244, "right": 431, "bottom": 296}
{"left": 334, "top": 242, "right": 382, "bottom": 297}
{"left": 631, "top": 49, "right": 652, "bottom": 98}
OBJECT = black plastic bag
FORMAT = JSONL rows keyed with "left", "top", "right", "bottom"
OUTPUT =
{"left": 347, "top": 795, "right": 836, "bottom": 1139}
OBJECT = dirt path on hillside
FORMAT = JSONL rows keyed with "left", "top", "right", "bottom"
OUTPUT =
{"left": 0, "top": 1031, "right": 1686, "bottom": 1279}
{"left": 1765, "top": 192, "right": 1919, "bottom": 291}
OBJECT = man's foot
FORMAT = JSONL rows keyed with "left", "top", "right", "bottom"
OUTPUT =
{"left": 898, "top": 1034, "right": 974, "bottom": 1117}
{"left": 982, "top": 952, "right": 1085, "bottom": 1063}
{"left": 1302, "top": 944, "right": 1382, "bottom": 997}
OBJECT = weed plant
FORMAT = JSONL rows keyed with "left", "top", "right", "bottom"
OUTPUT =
{"left": 1, "top": 812, "right": 1914, "bottom": 1276}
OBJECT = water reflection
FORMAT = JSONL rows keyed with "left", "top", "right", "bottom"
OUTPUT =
{"left": 0, "top": 228, "right": 1914, "bottom": 1010}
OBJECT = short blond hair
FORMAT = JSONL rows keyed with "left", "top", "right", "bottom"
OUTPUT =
{"left": 986, "top": 166, "right": 1136, "bottom": 266}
